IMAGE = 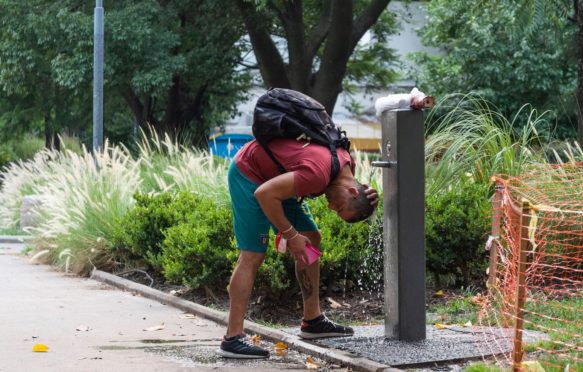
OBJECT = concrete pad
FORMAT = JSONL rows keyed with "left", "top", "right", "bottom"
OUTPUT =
{"left": 0, "top": 243, "right": 331, "bottom": 371}
{"left": 283, "top": 325, "right": 548, "bottom": 367}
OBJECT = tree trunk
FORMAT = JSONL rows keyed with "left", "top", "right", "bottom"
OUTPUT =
{"left": 237, "top": 0, "right": 391, "bottom": 115}
{"left": 44, "top": 115, "right": 61, "bottom": 151}
{"left": 578, "top": 0, "right": 583, "bottom": 147}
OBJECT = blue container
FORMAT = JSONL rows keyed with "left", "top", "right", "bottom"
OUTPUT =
{"left": 209, "top": 133, "right": 254, "bottom": 159}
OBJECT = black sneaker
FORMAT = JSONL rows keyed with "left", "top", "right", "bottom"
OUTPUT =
{"left": 216, "top": 334, "right": 270, "bottom": 359}
{"left": 299, "top": 314, "right": 354, "bottom": 339}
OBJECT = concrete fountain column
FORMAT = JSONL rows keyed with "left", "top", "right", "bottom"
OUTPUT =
{"left": 372, "top": 109, "right": 426, "bottom": 341}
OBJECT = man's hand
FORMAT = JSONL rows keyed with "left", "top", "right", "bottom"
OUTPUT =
{"left": 362, "top": 184, "right": 379, "bottom": 208}
{"left": 287, "top": 233, "right": 310, "bottom": 263}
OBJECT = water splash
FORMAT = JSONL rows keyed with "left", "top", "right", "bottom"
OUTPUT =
{"left": 355, "top": 212, "right": 385, "bottom": 323}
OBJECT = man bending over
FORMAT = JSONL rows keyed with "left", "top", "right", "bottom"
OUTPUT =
{"left": 218, "top": 136, "right": 378, "bottom": 359}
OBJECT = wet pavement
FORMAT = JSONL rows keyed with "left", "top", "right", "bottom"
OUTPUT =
{"left": 0, "top": 241, "right": 340, "bottom": 371}
{"left": 283, "top": 325, "right": 547, "bottom": 367}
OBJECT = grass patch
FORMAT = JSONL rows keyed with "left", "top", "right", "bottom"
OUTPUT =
{"left": 0, "top": 226, "right": 26, "bottom": 235}
{"left": 463, "top": 362, "right": 502, "bottom": 372}
{"left": 522, "top": 296, "right": 583, "bottom": 372}
{"left": 427, "top": 288, "right": 481, "bottom": 325}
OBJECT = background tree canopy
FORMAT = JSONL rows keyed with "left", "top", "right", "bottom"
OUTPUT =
{"left": 0, "top": 0, "right": 251, "bottom": 148}
{"left": 412, "top": 0, "right": 579, "bottom": 138}
{"left": 236, "top": 0, "right": 400, "bottom": 114}
{"left": 1, "top": 0, "right": 582, "bottom": 150}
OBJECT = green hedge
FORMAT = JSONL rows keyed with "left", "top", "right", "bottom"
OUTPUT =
{"left": 111, "top": 184, "right": 490, "bottom": 293}
{"left": 426, "top": 178, "right": 491, "bottom": 286}
{"left": 111, "top": 192, "right": 237, "bottom": 288}
{"left": 111, "top": 192, "right": 382, "bottom": 293}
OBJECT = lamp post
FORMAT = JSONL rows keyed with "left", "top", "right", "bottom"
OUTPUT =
{"left": 93, "top": 0, "right": 104, "bottom": 152}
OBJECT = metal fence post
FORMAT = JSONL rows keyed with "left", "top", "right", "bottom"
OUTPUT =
{"left": 488, "top": 183, "right": 504, "bottom": 290}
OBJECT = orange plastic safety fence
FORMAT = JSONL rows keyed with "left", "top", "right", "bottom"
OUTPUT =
{"left": 479, "top": 162, "right": 583, "bottom": 372}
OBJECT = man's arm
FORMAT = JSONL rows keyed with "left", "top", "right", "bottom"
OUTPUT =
{"left": 254, "top": 172, "right": 310, "bottom": 262}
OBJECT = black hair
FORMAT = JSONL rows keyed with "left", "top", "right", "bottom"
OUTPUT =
{"left": 345, "top": 182, "right": 375, "bottom": 223}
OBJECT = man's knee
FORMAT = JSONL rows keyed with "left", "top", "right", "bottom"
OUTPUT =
{"left": 236, "top": 250, "right": 266, "bottom": 270}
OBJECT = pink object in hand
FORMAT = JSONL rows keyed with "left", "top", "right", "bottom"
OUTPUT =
{"left": 275, "top": 232, "right": 321, "bottom": 264}
{"left": 302, "top": 243, "right": 322, "bottom": 265}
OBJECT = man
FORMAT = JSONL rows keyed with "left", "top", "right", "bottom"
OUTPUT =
{"left": 217, "top": 136, "right": 378, "bottom": 359}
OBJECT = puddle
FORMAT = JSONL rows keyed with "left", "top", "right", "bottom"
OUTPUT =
{"left": 108, "top": 338, "right": 221, "bottom": 344}
{"left": 100, "top": 341, "right": 338, "bottom": 369}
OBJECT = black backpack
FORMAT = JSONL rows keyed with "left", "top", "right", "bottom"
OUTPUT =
{"left": 252, "top": 88, "right": 351, "bottom": 184}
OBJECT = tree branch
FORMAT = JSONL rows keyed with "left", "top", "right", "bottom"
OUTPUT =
{"left": 238, "top": 61, "right": 260, "bottom": 69}
{"left": 306, "top": 0, "right": 332, "bottom": 61}
{"left": 278, "top": 0, "right": 309, "bottom": 90}
{"left": 351, "top": 0, "right": 391, "bottom": 48}
{"left": 121, "top": 88, "right": 145, "bottom": 125}
{"left": 312, "top": 0, "right": 353, "bottom": 108}
{"left": 235, "top": 0, "right": 290, "bottom": 88}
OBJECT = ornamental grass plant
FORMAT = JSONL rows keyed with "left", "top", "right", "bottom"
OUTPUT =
{"left": 0, "top": 132, "right": 231, "bottom": 275}
{"left": 425, "top": 94, "right": 549, "bottom": 194}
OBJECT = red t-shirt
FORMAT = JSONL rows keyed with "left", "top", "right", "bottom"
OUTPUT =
{"left": 235, "top": 138, "right": 355, "bottom": 197}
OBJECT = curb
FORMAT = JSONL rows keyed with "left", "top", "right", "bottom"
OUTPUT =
{"left": 0, "top": 235, "right": 32, "bottom": 243}
{"left": 91, "top": 269, "right": 398, "bottom": 372}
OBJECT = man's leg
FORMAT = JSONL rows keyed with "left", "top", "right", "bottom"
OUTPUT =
{"left": 226, "top": 250, "right": 265, "bottom": 337}
{"left": 296, "top": 230, "right": 354, "bottom": 339}
{"left": 219, "top": 249, "right": 269, "bottom": 359}
{"left": 295, "top": 230, "right": 322, "bottom": 320}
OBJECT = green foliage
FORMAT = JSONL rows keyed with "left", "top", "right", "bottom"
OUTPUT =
{"left": 0, "top": 134, "right": 82, "bottom": 171}
{"left": 0, "top": 143, "right": 16, "bottom": 171}
{"left": 425, "top": 177, "right": 490, "bottom": 286}
{"left": 463, "top": 363, "right": 501, "bottom": 372}
{"left": 112, "top": 193, "right": 180, "bottom": 271}
{"left": 162, "top": 199, "right": 236, "bottom": 289}
{"left": 413, "top": 0, "right": 578, "bottom": 138}
{"left": 0, "top": 0, "right": 250, "bottom": 147}
{"left": 425, "top": 95, "right": 547, "bottom": 195}
{"left": 112, "top": 192, "right": 236, "bottom": 288}
{"left": 112, "top": 192, "right": 220, "bottom": 272}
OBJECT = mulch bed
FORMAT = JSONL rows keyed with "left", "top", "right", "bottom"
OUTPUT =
{"left": 116, "top": 268, "right": 385, "bottom": 326}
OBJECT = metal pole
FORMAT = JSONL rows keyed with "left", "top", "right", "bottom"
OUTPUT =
{"left": 487, "top": 184, "right": 504, "bottom": 290}
{"left": 93, "top": 0, "right": 104, "bottom": 152}
{"left": 375, "top": 109, "right": 426, "bottom": 341}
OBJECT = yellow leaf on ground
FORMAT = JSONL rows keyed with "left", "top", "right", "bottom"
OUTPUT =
{"left": 274, "top": 341, "right": 289, "bottom": 356}
{"left": 274, "top": 341, "right": 288, "bottom": 350}
{"left": 464, "top": 321, "right": 472, "bottom": 327}
{"left": 179, "top": 313, "right": 196, "bottom": 319}
{"left": 250, "top": 334, "right": 262, "bottom": 345}
{"left": 143, "top": 323, "right": 165, "bottom": 332}
{"left": 434, "top": 290, "right": 444, "bottom": 297}
{"left": 326, "top": 297, "right": 343, "bottom": 309}
{"left": 32, "top": 344, "right": 49, "bottom": 352}
{"left": 434, "top": 323, "right": 447, "bottom": 330}
{"left": 306, "top": 356, "right": 321, "bottom": 369}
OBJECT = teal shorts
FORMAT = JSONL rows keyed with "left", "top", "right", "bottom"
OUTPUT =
{"left": 228, "top": 161, "right": 318, "bottom": 253}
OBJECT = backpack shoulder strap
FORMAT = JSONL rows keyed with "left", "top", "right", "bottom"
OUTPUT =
{"left": 258, "top": 140, "right": 286, "bottom": 174}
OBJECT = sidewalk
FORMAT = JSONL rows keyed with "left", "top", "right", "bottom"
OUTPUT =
{"left": 0, "top": 242, "right": 324, "bottom": 372}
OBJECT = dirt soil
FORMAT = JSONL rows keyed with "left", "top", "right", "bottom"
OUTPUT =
{"left": 117, "top": 268, "right": 386, "bottom": 327}
{"left": 115, "top": 268, "right": 474, "bottom": 328}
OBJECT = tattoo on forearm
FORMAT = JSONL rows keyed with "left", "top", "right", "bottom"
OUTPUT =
{"left": 297, "top": 269, "right": 314, "bottom": 299}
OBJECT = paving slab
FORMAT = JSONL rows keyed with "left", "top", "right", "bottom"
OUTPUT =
{"left": 282, "top": 325, "right": 548, "bottom": 368}
{"left": 0, "top": 242, "right": 336, "bottom": 372}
